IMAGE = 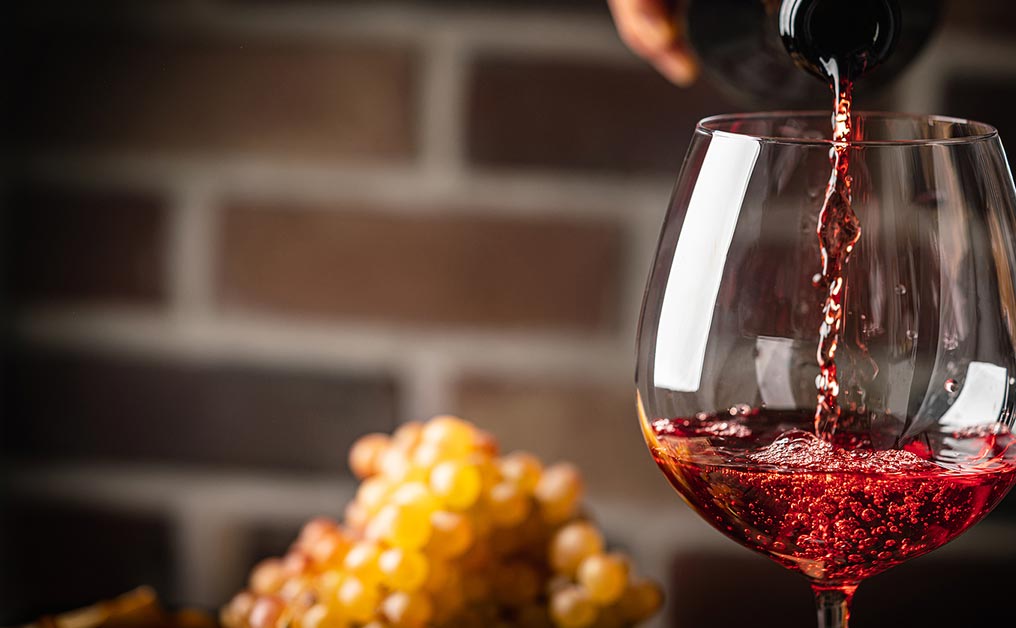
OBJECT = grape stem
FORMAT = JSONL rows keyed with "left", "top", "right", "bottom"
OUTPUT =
{"left": 813, "top": 584, "right": 857, "bottom": 628}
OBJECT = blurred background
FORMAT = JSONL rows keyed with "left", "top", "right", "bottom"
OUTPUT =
{"left": 3, "top": 1, "right": 1016, "bottom": 626}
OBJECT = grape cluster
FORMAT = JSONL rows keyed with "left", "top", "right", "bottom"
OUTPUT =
{"left": 221, "top": 416, "right": 662, "bottom": 628}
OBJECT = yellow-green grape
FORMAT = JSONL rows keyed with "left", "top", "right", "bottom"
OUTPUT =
{"left": 249, "top": 596, "right": 285, "bottom": 628}
{"left": 378, "top": 447, "right": 413, "bottom": 482}
{"left": 220, "top": 592, "right": 256, "bottom": 628}
{"left": 535, "top": 463, "right": 583, "bottom": 524}
{"left": 491, "top": 561, "right": 540, "bottom": 607}
{"left": 426, "top": 510, "right": 474, "bottom": 559}
{"left": 357, "top": 476, "right": 395, "bottom": 516}
{"left": 316, "top": 571, "right": 343, "bottom": 601}
{"left": 472, "top": 429, "right": 500, "bottom": 457}
{"left": 429, "top": 461, "right": 482, "bottom": 510}
{"left": 550, "top": 522, "right": 605, "bottom": 576}
{"left": 412, "top": 442, "right": 453, "bottom": 470}
{"left": 421, "top": 415, "right": 475, "bottom": 458}
{"left": 392, "top": 421, "right": 424, "bottom": 452}
{"left": 390, "top": 482, "right": 441, "bottom": 514}
{"left": 295, "top": 517, "right": 339, "bottom": 551}
{"left": 299, "top": 604, "right": 345, "bottom": 628}
{"left": 369, "top": 504, "right": 432, "bottom": 550}
{"left": 577, "top": 554, "right": 628, "bottom": 605}
{"left": 381, "top": 591, "right": 434, "bottom": 628}
{"left": 343, "top": 541, "right": 383, "bottom": 584}
{"left": 349, "top": 433, "right": 390, "bottom": 479}
{"left": 467, "top": 451, "right": 501, "bottom": 490}
{"left": 487, "top": 481, "right": 531, "bottom": 527}
{"left": 338, "top": 576, "right": 381, "bottom": 623}
{"left": 305, "top": 529, "right": 348, "bottom": 568}
{"left": 617, "top": 578, "right": 663, "bottom": 623}
{"left": 378, "top": 547, "right": 430, "bottom": 592}
{"left": 499, "top": 451, "right": 543, "bottom": 493}
{"left": 249, "top": 558, "right": 286, "bottom": 594}
{"left": 550, "top": 586, "right": 597, "bottom": 628}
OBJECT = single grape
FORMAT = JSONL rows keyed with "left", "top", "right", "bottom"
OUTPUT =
{"left": 338, "top": 576, "right": 381, "bottom": 623}
{"left": 487, "top": 481, "right": 531, "bottom": 527}
{"left": 281, "top": 551, "right": 311, "bottom": 576}
{"left": 390, "top": 482, "right": 441, "bottom": 514}
{"left": 617, "top": 578, "right": 664, "bottom": 623}
{"left": 550, "top": 522, "right": 604, "bottom": 576}
{"left": 368, "top": 504, "right": 433, "bottom": 550}
{"left": 300, "top": 604, "right": 344, "bottom": 628}
{"left": 379, "top": 547, "right": 430, "bottom": 592}
{"left": 426, "top": 510, "right": 474, "bottom": 558}
{"left": 357, "top": 476, "right": 395, "bottom": 516}
{"left": 295, "top": 517, "right": 339, "bottom": 550}
{"left": 249, "top": 558, "right": 286, "bottom": 594}
{"left": 220, "top": 592, "right": 256, "bottom": 628}
{"left": 381, "top": 591, "right": 434, "bottom": 628}
{"left": 430, "top": 461, "right": 482, "bottom": 510}
{"left": 350, "top": 433, "right": 391, "bottom": 479}
{"left": 550, "top": 586, "right": 597, "bottom": 628}
{"left": 500, "top": 451, "right": 543, "bottom": 493}
{"left": 248, "top": 596, "right": 285, "bottom": 628}
{"left": 305, "top": 529, "right": 348, "bottom": 568}
{"left": 421, "top": 415, "right": 476, "bottom": 457}
{"left": 577, "top": 554, "right": 628, "bottom": 605}
{"left": 343, "top": 541, "right": 383, "bottom": 584}
{"left": 392, "top": 421, "right": 424, "bottom": 452}
{"left": 535, "top": 463, "right": 583, "bottom": 524}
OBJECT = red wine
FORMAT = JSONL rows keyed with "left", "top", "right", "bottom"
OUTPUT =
{"left": 813, "top": 82, "right": 859, "bottom": 438}
{"left": 645, "top": 408, "right": 1016, "bottom": 584}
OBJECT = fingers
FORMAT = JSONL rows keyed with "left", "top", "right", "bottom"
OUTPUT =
{"left": 607, "top": 0, "right": 700, "bottom": 86}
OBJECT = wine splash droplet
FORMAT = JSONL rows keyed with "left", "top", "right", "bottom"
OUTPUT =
{"left": 895, "top": 284, "right": 908, "bottom": 295}
{"left": 944, "top": 379, "right": 958, "bottom": 394}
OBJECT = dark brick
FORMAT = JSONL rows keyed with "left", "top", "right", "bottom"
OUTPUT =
{"left": 0, "top": 495, "right": 173, "bottom": 622}
{"left": 217, "top": 205, "right": 622, "bottom": 331}
{"left": 454, "top": 376, "right": 672, "bottom": 499}
{"left": 467, "top": 55, "right": 737, "bottom": 174}
{"left": 1, "top": 348, "right": 399, "bottom": 473}
{"left": 6, "top": 185, "right": 167, "bottom": 305}
{"left": 9, "top": 28, "right": 416, "bottom": 162}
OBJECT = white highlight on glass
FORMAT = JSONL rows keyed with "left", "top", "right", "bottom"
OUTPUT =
{"left": 654, "top": 134, "right": 760, "bottom": 392}
{"left": 940, "top": 361, "right": 1008, "bottom": 427}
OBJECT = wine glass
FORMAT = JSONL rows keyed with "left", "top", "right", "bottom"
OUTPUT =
{"left": 635, "top": 112, "right": 1016, "bottom": 627}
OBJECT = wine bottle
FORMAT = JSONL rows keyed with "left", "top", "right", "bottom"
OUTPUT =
{"left": 683, "top": 0, "right": 943, "bottom": 105}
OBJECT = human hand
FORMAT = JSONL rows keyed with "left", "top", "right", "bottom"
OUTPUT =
{"left": 607, "top": 0, "right": 699, "bottom": 86}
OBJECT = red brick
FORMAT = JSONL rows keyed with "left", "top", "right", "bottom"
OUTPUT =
{"left": 216, "top": 205, "right": 622, "bottom": 331}
{"left": 2, "top": 348, "right": 400, "bottom": 473}
{"left": 11, "top": 29, "right": 416, "bottom": 161}
{"left": 454, "top": 376, "right": 673, "bottom": 499}
{"left": 7, "top": 185, "right": 167, "bottom": 304}
{"left": 467, "top": 55, "right": 737, "bottom": 174}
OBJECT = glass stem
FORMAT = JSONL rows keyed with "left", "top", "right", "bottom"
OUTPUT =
{"left": 813, "top": 584, "right": 857, "bottom": 628}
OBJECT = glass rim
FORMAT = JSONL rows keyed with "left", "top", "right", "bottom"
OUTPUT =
{"left": 697, "top": 111, "right": 1000, "bottom": 147}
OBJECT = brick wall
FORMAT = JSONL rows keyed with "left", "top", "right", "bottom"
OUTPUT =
{"left": 4, "top": 0, "right": 1016, "bottom": 623}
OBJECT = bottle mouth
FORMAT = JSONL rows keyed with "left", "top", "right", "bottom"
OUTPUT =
{"left": 697, "top": 111, "right": 999, "bottom": 146}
